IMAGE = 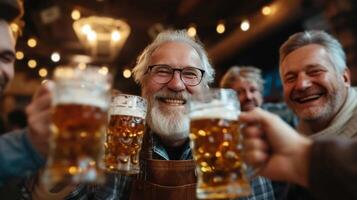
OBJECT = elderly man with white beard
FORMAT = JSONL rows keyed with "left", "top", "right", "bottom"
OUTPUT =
{"left": 25, "top": 30, "right": 275, "bottom": 200}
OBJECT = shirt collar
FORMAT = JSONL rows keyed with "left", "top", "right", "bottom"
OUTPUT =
{"left": 150, "top": 131, "right": 192, "bottom": 160}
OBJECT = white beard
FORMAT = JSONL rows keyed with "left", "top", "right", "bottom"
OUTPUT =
{"left": 145, "top": 92, "right": 190, "bottom": 143}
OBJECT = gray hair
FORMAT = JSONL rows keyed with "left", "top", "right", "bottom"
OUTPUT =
{"left": 220, "top": 66, "right": 264, "bottom": 92}
{"left": 279, "top": 30, "right": 346, "bottom": 74}
{"left": 132, "top": 29, "right": 215, "bottom": 86}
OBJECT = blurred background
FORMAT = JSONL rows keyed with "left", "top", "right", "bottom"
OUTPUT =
{"left": 1, "top": 0, "right": 357, "bottom": 132}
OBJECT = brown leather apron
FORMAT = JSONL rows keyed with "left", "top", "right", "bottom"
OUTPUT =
{"left": 129, "top": 131, "right": 197, "bottom": 200}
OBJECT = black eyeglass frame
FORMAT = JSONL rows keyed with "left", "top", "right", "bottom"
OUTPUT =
{"left": 145, "top": 64, "right": 206, "bottom": 86}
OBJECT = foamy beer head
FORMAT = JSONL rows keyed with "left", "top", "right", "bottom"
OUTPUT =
{"left": 53, "top": 66, "right": 111, "bottom": 109}
{"left": 190, "top": 88, "right": 240, "bottom": 120}
{"left": 109, "top": 94, "right": 147, "bottom": 118}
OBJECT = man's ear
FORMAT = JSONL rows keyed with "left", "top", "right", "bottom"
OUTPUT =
{"left": 342, "top": 67, "right": 351, "bottom": 87}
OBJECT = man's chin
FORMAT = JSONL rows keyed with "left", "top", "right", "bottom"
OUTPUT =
{"left": 242, "top": 104, "right": 257, "bottom": 111}
{"left": 295, "top": 107, "right": 326, "bottom": 122}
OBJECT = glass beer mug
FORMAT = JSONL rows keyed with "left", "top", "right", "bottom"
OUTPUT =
{"left": 189, "top": 88, "right": 253, "bottom": 199}
{"left": 104, "top": 94, "right": 147, "bottom": 174}
{"left": 43, "top": 66, "right": 111, "bottom": 187}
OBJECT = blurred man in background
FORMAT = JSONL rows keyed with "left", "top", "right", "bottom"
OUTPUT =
{"left": 220, "top": 65, "right": 297, "bottom": 127}
{"left": 0, "top": 0, "right": 52, "bottom": 186}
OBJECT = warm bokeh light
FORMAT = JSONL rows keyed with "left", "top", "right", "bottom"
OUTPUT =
{"left": 87, "top": 30, "right": 97, "bottom": 41}
{"left": 16, "top": 51, "right": 24, "bottom": 60}
{"left": 187, "top": 25, "right": 197, "bottom": 37}
{"left": 78, "top": 63, "right": 87, "bottom": 70}
{"left": 81, "top": 24, "right": 92, "bottom": 35}
{"left": 99, "top": 66, "right": 109, "bottom": 75}
{"left": 71, "top": 9, "right": 81, "bottom": 20}
{"left": 39, "top": 68, "right": 48, "bottom": 77}
{"left": 27, "top": 38, "right": 37, "bottom": 48}
{"left": 41, "top": 79, "right": 49, "bottom": 84}
{"left": 262, "top": 6, "right": 272, "bottom": 16}
{"left": 123, "top": 69, "right": 132, "bottom": 78}
{"left": 51, "top": 52, "right": 61, "bottom": 62}
{"left": 10, "top": 23, "right": 19, "bottom": 33}
{"left": 28, "top": 59, "right": 37, "bottom": 68}
{"left": 240, "top": 20, "right": 250, "bottom": 31}
{"left": 216, "top": 22, "right": 225, "bottom": 34}
{"left": 111, "top": 31, "right": 121, "bottom": 42}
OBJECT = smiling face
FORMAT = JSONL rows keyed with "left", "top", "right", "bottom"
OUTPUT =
{"left": 231, "top": 78, "right": 263, "bottom": 111}
{"left": 280, "top": 44, "right": 350, "bottom": 127}
{"left": 0, "top": 20, "right": 16, "bottom": 97}
{"left": 142, "top": 41, "right": 205, "bottom": 145}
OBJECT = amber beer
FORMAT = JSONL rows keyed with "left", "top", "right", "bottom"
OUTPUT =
{"left": 104, "top": 94, "right": 147, "bottom": 174}
{"left": 189, "top": 89, "right": 251, "bottom": 199}
{"left": 43, "top": 66, "right": 111, "bottom": 187}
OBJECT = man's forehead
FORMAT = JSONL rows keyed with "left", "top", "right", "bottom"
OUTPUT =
{"left": 280, "top": 44, "right": 330, "bottom": 71}
{"left": 236, "top": 78, "right": 258, "bottom": 87}
{"left": 149, "top": 41, "right": 202, "bottom": 67}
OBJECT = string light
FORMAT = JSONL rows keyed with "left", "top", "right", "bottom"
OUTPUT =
{"left": 28, "top": 59, "right": 37, "bottom": 68}
{"left": 187, "top": 25, "right": 197, "bottom": 37}
{"left": 216, "top": 22, "right": 225, "bottom": 34}
{"left": 240, "top": 20, "right": 250, "bottom": 31}
{"left": 51, "top": 52, "right": 61, "bottom": 62}
{"left": 71, "top": 9, "right": 81, "bottom": 20}
{"left": 39, "top": 68, "right": 48, "bottom": 77}
{"left": 123, "top": 69, "right": 131, "bottom": 78}
{"left": 27, "top": 38, "right": 37, "bottom": 48}
{"left": 262, "top": 6, "right": 272, "bottom": 16}
{"left": 16, "top": 51, "right": 24, "bottom": 60}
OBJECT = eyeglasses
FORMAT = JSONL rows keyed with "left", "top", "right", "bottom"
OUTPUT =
{"left": 146, "top": 64, "right": 205, "bottom": 86}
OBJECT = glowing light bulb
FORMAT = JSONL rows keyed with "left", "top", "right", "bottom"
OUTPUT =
{"left": 187, "top": 25, "right": 197, "bottom": 37}
{"left": 240, "top": 20, "right": 250, "bottom": 31}
{"left": 216, "top": 22, "right": 225, "bottom": 34}
{"left": 123, "top": 69, "right": 132, "bottom": 78}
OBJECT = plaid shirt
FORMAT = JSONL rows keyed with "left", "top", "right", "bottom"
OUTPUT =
{"left": 22, "top": 133, "right": 275, "bottom": 200}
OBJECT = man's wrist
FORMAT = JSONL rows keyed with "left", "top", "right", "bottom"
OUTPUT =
{"left": 291, "top": 136, "right": 312, "bottom": 187}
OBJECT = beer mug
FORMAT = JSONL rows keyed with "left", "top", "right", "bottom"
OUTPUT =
{"left": 43, "top": 66, "right": 111, "bottom": 187}
{"left": 189, "top": 88, "right": 252, "bottom": 199}
{"left": 104, "top": 94, "right": 147, "bottom": 174}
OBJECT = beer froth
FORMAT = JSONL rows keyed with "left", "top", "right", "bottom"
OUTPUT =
{"left": 109, "top": 95, "right": 147, "bottom": 118}
{"left": 190, "top": 101, "right": 239, "bottom": 121}
{"left": 53, "top": 66, "right": 111, "bottom": 109}
{"left": 54, "top": 87, "right": 108, "bottom": 109}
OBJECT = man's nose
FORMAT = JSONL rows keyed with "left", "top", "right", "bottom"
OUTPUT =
{"left": 245, "top": 90, "right": 254, "bottom": 99}
{"left": 166, "top": 71, "right": 185, "bottom": 91}
{"left": 295, "top": 74, "right": 312, "bottom": 90}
